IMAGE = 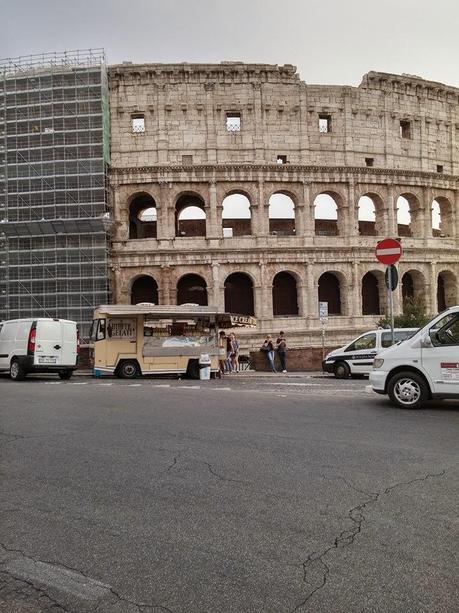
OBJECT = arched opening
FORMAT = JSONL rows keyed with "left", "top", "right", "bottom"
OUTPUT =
{"left": 437, "top": 271, "right": 457, "bottom": 311}
{"left": 314, "top": 193, "right": 341, "bottom": 236}
{"left": 272, "top": 272, "right": 298, "bottom": 316}
{"left": 268, "top": 193, "right": 295, "bottom": 236}
{"left": 432, "top": 197, "right": 454, "bottom": 238}
{"left": 358, "top": 194, "right": 384, "bottom": 236}
{"left": 131, "top": 276, "right": 158, "bottom": 305}
{"left": 175, "top": 194, "right": 206, "bottom": 237}
{"left": 222, "top": 193, "right": 251, "bottom": 237}
{"left": 129, "top": 194, "right": 157, "bottom": 239}
{"left": 318, "top": 272, "right": 342, "bottom": 315}
{"left": 362, "top": 271, "right": 381, "bottom": 315}
{"left": 396, "top": 194, "right": 422, "bottom": 237}
{"left": 402, "top": 270, "right": 425, "bottom": 308}
{"left": 177, "top": 274, "right": 208, "bottom": 306}
{"left": 224, "top": 272, "right": 254, "bottom": 316}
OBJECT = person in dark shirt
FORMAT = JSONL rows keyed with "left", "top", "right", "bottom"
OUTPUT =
{"left": 276, "top": 331, "right": 287, "bottom": 373}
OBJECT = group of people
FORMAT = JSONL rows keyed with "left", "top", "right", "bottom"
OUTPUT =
{"left": 261, "top": 332, "right": 287, "bottom": 373}
{"left": 218, "top": 330, "right": 288, "bottom": 375}
{"left": 218, "top": 331, "right": 240, "bottom": 374}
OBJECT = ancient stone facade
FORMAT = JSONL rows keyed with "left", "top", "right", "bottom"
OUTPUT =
{"left": 107, "top": 63, "right": 459, "bottom": 347}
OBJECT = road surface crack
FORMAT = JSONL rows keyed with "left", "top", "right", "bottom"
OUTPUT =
{"left": 205, "top": 462, "right": 247, "bottom": 484}
{"left": 289, "top": 469, "right": 446, "bottom": 612}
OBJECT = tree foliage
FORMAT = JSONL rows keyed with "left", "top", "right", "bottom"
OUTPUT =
{"left": 376, "top": 297, "right": 431, "bottom": 329}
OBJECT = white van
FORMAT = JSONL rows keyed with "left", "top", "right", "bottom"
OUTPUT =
{"left": 370, "top": 306, "right": 459, "bottom": 409}
{"left": 323, "top": 328, "right": 418, "bottom": 378}
{"left": 0, "top": 318, "right": 79, "bottom": 381}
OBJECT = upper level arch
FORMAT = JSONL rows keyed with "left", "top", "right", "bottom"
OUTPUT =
{"left": 128, "top": 193, "right": 157, "bottom": 239}
{"left": 222, "top": 191, "right": 252, "bottom": 237}
{"left": 358, "top": 192, "right": 385, "bottom": 236}
{"left": 396, "top": 192, "right": 423, "bottom": 237}
{"left": 268, "top": 191, "right": 296, "bottom": 236}
{"left": 175, "top": 192, "right": 206, "bottom": 237}
{"left": 431, "top": 196, "right": 454, "bottom": 238}
{"left": 313, "top": 190, "right": 344, "bottom": 236}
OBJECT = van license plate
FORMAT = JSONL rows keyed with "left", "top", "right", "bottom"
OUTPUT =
{"left": 39, "top": 356, "right": 57, "bottom": 364}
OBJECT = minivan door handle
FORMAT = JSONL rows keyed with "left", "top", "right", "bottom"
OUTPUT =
{"left": 54, "top": 344, "right": 61, "bottom": 350}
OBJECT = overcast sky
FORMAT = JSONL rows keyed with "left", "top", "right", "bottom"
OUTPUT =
{"left": 1, "top": 0, "right": 458, "bottom": 88}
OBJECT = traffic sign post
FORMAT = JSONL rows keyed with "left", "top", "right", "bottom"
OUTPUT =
{"left": 319, "top": 302, "right": 328, "bottom": 364}
{"left": 376, "top": 239, "right": 402, "bottom": 346}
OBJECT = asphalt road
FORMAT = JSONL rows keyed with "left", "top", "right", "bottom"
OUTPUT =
{"left": 0, "top": 374, "right": 458, "bottom": 613}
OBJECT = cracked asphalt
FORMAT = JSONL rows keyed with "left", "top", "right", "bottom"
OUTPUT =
{"left": 0, "top": 374, "right": 458, "bottom": 612}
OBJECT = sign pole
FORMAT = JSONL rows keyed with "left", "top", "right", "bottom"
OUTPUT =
{"left": 388, "top": 266, "right": 395, "bottom": 345}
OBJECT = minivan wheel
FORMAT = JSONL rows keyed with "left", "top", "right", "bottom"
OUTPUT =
{"left": 388, "top": 371, "right": 428, "bottom": 409}
{"left": 117, "top": 360, "right": 139, "bottom": 379}
{"left": 58, "top": 370, "right": 73, "bottom": 380}
{"left": 10, "top": 359, "right": 26, "bottom": 381}
{"left": 334, "top": 361, "right": 350, "bottom": 379}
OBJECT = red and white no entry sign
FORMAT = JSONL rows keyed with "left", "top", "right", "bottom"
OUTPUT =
{"left": 375, "top": 238, "right": 403, "bottom": 265}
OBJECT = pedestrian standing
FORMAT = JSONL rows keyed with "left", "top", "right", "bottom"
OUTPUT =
{"left": 218, "top": 331, "right": 227, "bottom": 375}
{"left": 225, "top": 333, "right": 233, "bottom": 372}
{"left": 230, "top": 332, "right": 240, "bottom": 373}
{"left": 261, "top": 335, "right": 277, "bottom": 373}
{"left": 276, "top": 331, "right": 287, "bottom": 373}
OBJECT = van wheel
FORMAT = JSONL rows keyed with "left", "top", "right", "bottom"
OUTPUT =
{"left": 10, "top": 359, "right": 26, "bottom": 381}
{"left": 388, "top": 371, "right": 428, "bottom": 409}
{"left": 334, "top": 361, "right": 350, "bottom": 379}
{"left": 58, "top": 370, "right": 73, "bottom": 380}
{"left": 117, "top": 361, "right": 139, "bottom": 379}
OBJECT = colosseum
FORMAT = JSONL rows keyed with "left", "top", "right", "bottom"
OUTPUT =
{"left": 107, "top": 62, "right": 459, "bottom": 349}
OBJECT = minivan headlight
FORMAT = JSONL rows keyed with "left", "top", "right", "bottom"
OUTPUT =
{"left": 373, "top": 358, "right": 384, "bottom": 369}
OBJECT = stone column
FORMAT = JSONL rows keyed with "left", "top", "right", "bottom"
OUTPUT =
{"left": 115, "top": 189, "right": 129, "bottom": 241}
{"left": 205, "top": 82, "right": 217, "bottom": 164}
{"left": 207, "top": 180, "right": 220, "bottom": 239}
{"left": 347, "top": 181, "right": 359, "bottom": 240}
{"left": 160, "top": 265, "right": 173, "bottom": 304}
{"left": 429, "top": 262, "right": 438, "bottom": 313}
{"left": 305, "top": 263, "right": 317, "bottom": 318}
{"left": 387, "top": 186, "right": 398, "bottom": 237}
{"left": 302, "top": 181, "right": 314, "bottom": 238}
{"left": 159, "top": 182, "right": 175, "bottom": 240}
{"left": 352, "top": 262, "right": 361, "bottom": 316}
{"left": 423, "top": 189, "right": 433, "bottom": 240}
{"left": 211, "top": 263, "right": 224, "bottom": 310}
{"left": 253, "top": 180, "right": 268, "bottom": 237}
{"left": 258, "top": 262, "right": 272, "bottom": 320}
{"left": 296, "top": 282, "right": 307, "bottom": 317}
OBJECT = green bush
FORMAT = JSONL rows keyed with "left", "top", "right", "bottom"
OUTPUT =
{"left": 376, "top": 298, "right": 431, "bottom": 328}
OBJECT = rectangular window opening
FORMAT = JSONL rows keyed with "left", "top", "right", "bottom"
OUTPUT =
{"left": 400, "top": 120, "right": 411, "bottom": 139}
{"left": 319, "top": 114, "right": 331, "bottom": 133}
{"left": 277, "top": 155, "right": 288, "bottom": 164}
{"left": 226, "top": 112, "right": 241, "bottom": 132}
{"left": 131, "top": 114, "right": 145, "bottom": 133}
{"left": 365, "top": 157, "right": 374, "bottom": 167}
{"left": 436, "top": 164, "right": 444, "bottom": 173}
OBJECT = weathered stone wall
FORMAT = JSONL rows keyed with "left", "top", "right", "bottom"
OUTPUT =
{"left": 107, "top": 63, "right": 459, "bottom": 349}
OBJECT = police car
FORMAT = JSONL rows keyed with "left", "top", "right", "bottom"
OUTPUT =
{"left": 322, "top": 328, "right": 418, "bottom": 379}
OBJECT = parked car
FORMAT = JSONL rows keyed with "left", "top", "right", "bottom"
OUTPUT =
{"left": 370, "top": 306, "right": 459, "bottom": 409}
{"left": 0, "top": 318, "right": 79, "bottom": 380}
{"left": 322, "top": 328, "right": 418, "bottom": 378}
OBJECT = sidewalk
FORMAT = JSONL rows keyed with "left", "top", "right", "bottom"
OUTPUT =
{"left": 74, "top": 369, "right": 328, "bottom": 378}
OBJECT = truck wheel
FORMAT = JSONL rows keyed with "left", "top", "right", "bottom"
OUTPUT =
{"left": 117, "top": 360, "right": 139, "bottom": 379}
{"left": 10, "top": 359, "right": 26, "bottom": 381}
{"left": 58, "top": 370, "right": 73, "bottom": 380}
{"left": 334, "top": 361, "right": 350, "bottom": 379}
{"left": 387, "top": 371, "right": 429, "bottom": 409}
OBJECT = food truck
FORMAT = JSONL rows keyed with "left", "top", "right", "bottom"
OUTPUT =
{"left": 89, "top": 304, "right": 252, "bottom": 378}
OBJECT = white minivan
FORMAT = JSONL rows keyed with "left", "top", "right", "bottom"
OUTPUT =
{"left": 323, "top": 328, "right": 418, "bottom": 378}
{"left": 370, "top": 306, "right": 459, "bottom": 409}
{"left": 0, "top": 318, "right": 79, "bottom": 380}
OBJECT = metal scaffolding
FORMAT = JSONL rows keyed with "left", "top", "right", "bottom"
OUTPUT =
{"left": 0, "top": 49, "right": 110, "bottom": 340}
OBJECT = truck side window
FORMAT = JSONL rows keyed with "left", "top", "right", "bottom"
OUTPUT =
{"left": 431, "top": 314, "right": 459, "bottom": 346}
{"left": 346, "top": 333, "right": 376, "bottom": 352}
{"left": 96, "top": 319, "right": 106, "bottom": 341}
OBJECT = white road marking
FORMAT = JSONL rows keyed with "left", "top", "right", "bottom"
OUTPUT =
{"left": 44, "top": 382, "right": 61, "bottom": 385}
{"left": 4, "top": 558, "right": 111, "bottom": 601}
{"left": 217, "top": 387, "right": 232, "bottom": 391}
{"left": 71, "top": 382, "right": 88, "bottom": 385}
{"left": 180, "top": 385, "right": 201, "bottom": 389}
{"left": 128, "top": 383, "right": 142, "bottom": 386}
{"left": 151, "top": 384, "right": 171, "bottom": 388}
{"left": 261, "top": 382, "right": 321, "bottom": 387}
